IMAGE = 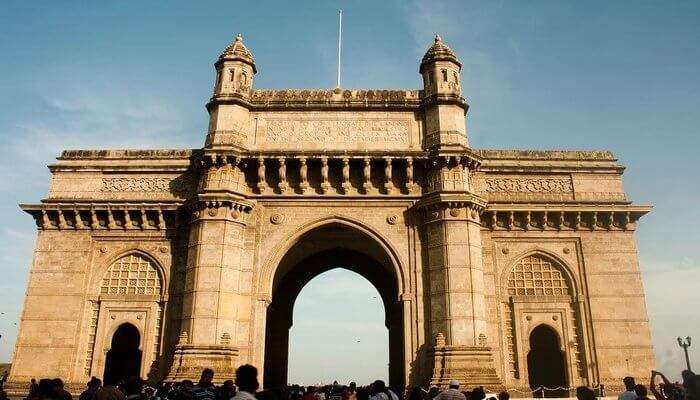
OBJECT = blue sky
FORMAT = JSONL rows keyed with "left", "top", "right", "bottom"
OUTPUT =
{"left": 1, "top": 0, "right": 699, "bottom": 383}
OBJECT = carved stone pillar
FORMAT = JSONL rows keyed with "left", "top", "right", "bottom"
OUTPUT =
{"left": 417, "top": 196, "right": 502, "bottom": 388}
{"left": 299, "top": 156, "right": 309, "bottom": 194}
{"left": 320, "top": 156, "right": 330, "bottom": 194}
{"left": 406, "top": 157, "right": 416, "bottom": 193}
{"left": 278, "top": 157, "right": 288, "bottom": 194}
{"left": 384, "top": 157, "right": 393, "bottom": 194}
{"left": 168, "top": 200, "right": 252, "bottom": 382}
{"left": 257, "top": 156, "right": 266, "bottom": 193}
{"left": 362, "top": 157, "right": 371, "bottom": 193}
{"left": 341, "top": 157, "right": 350, "bottom": 193}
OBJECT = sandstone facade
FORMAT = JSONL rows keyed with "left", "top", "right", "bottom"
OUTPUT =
{"left": 7, "top": 34, "right": 654, "bottom": 394}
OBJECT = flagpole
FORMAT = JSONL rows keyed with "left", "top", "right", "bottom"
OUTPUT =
{"left": 337, "top": 9, "right": 342, "bottom": 88}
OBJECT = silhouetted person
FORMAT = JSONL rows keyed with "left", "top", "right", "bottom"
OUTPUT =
{"left": 80, "top": 377, "right": 103, "bottom": 400}
{"left": 53, "top": 378, "right": 73, "bottom": 400}
{"left": 470, "top": 387, "right": 485, "bottom": 400}
{"left": 434, "top": 381, "right": 466, "bottom": 400}
{"left": 95, "top": 384, "right": 127, "bottom": 400}
{"left": 122, "top": 376, "right": 145, "bottom": 400}
{"left": 497, "top": 391, "right": 509, "bottom": 400}
{"left": 576, "top": 387, "right": 596, "bottom": 400}
{"left": 635, "top": 384, "right": 650, "bottom": 400}
{"left": 193, "top": 369, "right": 217, "bottom": 400}
{"left": 620, "top": 377, "right": 637, "bottom": 400}
{"left": 219, "top": 380, "right": 236, "bottom": 400}
{"left": 233, "top": 365, "right": 259, "bottom": 400}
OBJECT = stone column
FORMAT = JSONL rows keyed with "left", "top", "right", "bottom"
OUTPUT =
{"left": 168, "top": 200, "right": 252, "bottom": 382}
{"left": 419, "top": 196, "right": 502, "bottom": 388}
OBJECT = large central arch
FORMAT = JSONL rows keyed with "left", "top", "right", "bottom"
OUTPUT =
{"left": 263, "top": 221, "right": 405, "bottom": 389}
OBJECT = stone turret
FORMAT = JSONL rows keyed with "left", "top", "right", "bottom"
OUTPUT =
{"left": 420, "top": 35, "right": 469, "bottom": 149}
{"left": 206, "top": 34, "right": 257, "bottom": 150}
{"left": 214, "top": 33, "right": 256, "bottom": 96}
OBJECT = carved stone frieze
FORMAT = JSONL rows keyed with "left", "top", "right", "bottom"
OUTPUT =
{"left": 250, "top": 89, "right": 421, "bottom": 107}
{"left": 101, "top": 175, "right": 196, "bottom": 198}
{"left": 484, "top": 177, "right": 573, "bottom": 193}
{"left": 263, "top": 119, "right": 410, "bottom": 145}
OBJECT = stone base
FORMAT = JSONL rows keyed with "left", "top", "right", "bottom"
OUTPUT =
{"left": 166, "top": 343, "right": 239, "bottom": 383}
{"left": 430, "top": 345, "right": 503, "bottom": 390}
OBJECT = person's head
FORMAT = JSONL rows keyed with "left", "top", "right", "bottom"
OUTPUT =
{"left": 38, "top": 379, "right": 54, "bottom": 398}
{"left": 181, "top": 380, "right": 194, "bottom": 391}
{"left": 95, "top": 385, "right": 128, "bottom": 400}
{"left": 371, "top": 381, "right": 386, "bottom": 395}
{"left": 31, "top": 378, "right": 37, "bottom": 384}
{"left": 449, "top": 380, "right": 460, "bottom": 390}
{"left": 222, "top": 380, "right": 235, "bottom": 390}
{"left": 634, "top": 384, "right": 647, "bottom": 398}
{"left": 355, "top": 388, "right": 369, "bottom": 400}
{"left": 349, "top": 383, "right": 356, "bottom": 392}
{"left": 235, "top": 364, "right": 259, "bottom": 394}
{"left": 89, "top": 377, "right": 102, "bottom": 389}
{"left": 199, "top": 368, "right": 214, "bottom": 386}
{"left": 497, "top": 391, "right": 509, "bottom": 400}
{"left": 624, "top": 377, "right": 636, "bottom": 391}
{"left": 52, "top": 378, "right": 65, "bottom": 391}
{"left": 471, "top": 387, "right": 485, "bottom": 400}
{"left": 575, "top": 386, "right": 596, "bottom": 400}
{"left": 122, "top": 376, "right": 144, "bottom": 396}
{"left": 307, "top": 387, "right": 315, "bottom": 394}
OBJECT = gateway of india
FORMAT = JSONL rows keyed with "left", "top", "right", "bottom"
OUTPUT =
{"left": 8, "top": 34, "right": 655, "bottom": 394}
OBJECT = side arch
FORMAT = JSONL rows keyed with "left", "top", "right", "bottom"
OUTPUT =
{"left": 498, "top": 248, "right": 580, "bottom": 300}
{"left": 257, "top": 215, "right": 408, "bottom": 299}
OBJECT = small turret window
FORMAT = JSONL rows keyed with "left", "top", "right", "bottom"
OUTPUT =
{"left": 453, "top": 72, "right": 459, "bottom": 85}
{"left": 230, "top": 68, "right": 236, "bottom": 82}
{"left": 441, "top": 69, "right": 448, "bottom": 82}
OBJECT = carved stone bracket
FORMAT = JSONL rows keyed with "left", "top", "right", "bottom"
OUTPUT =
{"left": 21, "top": 203, "right": 179, "bottom": 231}
{"left": 483, "top": 205, "right": 651, "bottom": 231}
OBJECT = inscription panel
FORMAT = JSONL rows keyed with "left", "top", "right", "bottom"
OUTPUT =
{"left": 253, "top": 111, "right": 421, "bottom": 151}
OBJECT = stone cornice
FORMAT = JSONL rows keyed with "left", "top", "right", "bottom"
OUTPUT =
{"left": 419, "top": 93, "right": 469, "bottom": 113}
{"left": 413, "top": 192, "right": 488, "bottom": 212}
{"left": 208, "top": 88, "right": 423, "bottom": 112}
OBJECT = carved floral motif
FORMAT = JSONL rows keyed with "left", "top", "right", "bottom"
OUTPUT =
{"left": 101, "top": 175, "right": 196, "bottom": 197}
{"left": 485, "top": 177, "right": 573, "bottom": 193}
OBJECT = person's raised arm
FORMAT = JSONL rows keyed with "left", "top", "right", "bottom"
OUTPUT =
{"left": 650, "top": 371, "right": 666, "bottom": 400}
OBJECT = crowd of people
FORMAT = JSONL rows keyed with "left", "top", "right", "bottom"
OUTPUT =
{"left": 1, "top": 365, "right": 698, "bottom": 400}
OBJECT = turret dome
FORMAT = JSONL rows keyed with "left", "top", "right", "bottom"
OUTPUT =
{"left": 420, "top": 35, "right": 461, "bottom": 73}
{"left": 219, "top": 34, "right": 257, "bottom": 73}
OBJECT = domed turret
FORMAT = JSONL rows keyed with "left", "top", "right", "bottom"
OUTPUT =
{"left": 206, "top": 34, "right": 257, "bottom": 150}
{"left": 213, "top": 34, "right": 257, "bottom": 97}
{"left": 419, "top": 35, "right": 469, "bottom": 149}
{"left": 420, "top": 35, "right": 462, "bottom": 97}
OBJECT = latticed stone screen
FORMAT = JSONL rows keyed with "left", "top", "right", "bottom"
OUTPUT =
{"left": 507, "top": 255, "right": 569, "bottom": 296}
{"left": 101, "top": 254, "right": 161, "bottom": 295}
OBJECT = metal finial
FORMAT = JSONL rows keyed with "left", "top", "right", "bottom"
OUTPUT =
{"left": 435, "top": 34, "right": 442, "bottom": 43}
